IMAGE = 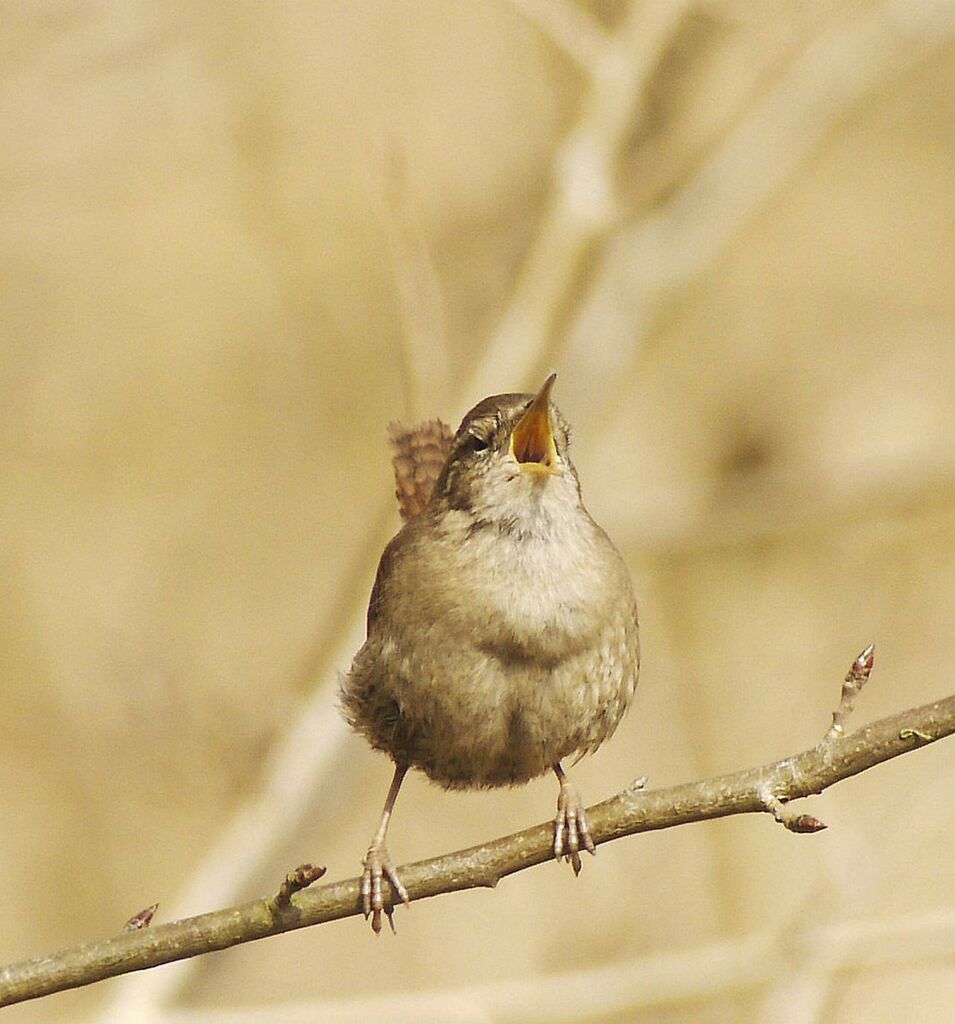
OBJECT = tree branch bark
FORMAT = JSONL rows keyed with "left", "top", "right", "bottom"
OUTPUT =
{"left": 1, "top": 692, "right": 953, "bottom": 1009}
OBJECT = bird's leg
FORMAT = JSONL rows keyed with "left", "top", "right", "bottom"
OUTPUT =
{"left": 361, "top": 763, "right": 410, "bottom": 934}
{"left": 552, "top": 763, "right": 596, "bottom": 875}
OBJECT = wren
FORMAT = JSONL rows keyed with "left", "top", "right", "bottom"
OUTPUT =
{"left": 341, "top": 375, "right": 640, "bottom": 933}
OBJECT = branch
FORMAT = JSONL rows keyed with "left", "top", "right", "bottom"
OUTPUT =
{"left": 466, "top": 0, "right": 694, "bottom": 399}
{"left": 1, "top": 686, "right": 952, "bottom": 1009}
{"left": 503, "top": 0, "right": 610, "bottom": 71}
{"left": 564, "top": 0, "right": 955, "bottom": 405}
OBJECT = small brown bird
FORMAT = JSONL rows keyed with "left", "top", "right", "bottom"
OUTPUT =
{"left": 341, "top": 375, "right": 640, "bottom": 932}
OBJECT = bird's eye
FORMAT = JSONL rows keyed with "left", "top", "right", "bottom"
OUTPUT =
{"left": 465, "top": 433, "right": 490, "bottom": 452}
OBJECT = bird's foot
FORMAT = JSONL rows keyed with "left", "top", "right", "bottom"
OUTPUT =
{"left": 554, "top": 776, "right": 596, "bottom": 875}
{"left": 361, "top": 840, "right": 409, "bottom": 935}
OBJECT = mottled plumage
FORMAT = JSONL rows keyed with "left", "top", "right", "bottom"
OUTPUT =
{"left": 341, "top": 376, "right": 639, "bottom": 932}
{"left": 387, "top": 419, "right": 454, "bottom": 522}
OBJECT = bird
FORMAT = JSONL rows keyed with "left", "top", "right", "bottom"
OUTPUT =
{"left": 340, "top": 374, "right": 640, "bottom": 933}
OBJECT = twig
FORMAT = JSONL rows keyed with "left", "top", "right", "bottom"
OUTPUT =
{"left": 269, "top": 864, "right": 327, "bottom": 913}
{"left": 826, "top": 644, "right": 875, "bottom": 741}
{"left": 122, "top": 905, "right": 158, "bottom": 933}
{"left": 757, "top": 646, "right": 878, "bottom": 835}
{"left": 760, "top": 790, "right": 828, "bottom": 835}
{"left": 1, "top": 690, "right": 953, "bottom": 1008}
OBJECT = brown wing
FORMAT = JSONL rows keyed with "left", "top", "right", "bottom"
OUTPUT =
{"left": 365, "top": 530, "right": 400, "bottom": 635}
{"left": 387, "top": 419, "right": 453, "bottom": 521}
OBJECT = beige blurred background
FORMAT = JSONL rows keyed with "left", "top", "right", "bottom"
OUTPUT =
{"left": 2, "top": 1, "right": 955, "bottom": 1022}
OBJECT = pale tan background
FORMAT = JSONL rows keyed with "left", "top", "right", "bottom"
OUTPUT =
{"left": 2, "top": 2, "right": 955, "bottom": 1022}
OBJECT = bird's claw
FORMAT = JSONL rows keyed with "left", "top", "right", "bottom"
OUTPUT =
{"left": 554, "top": 780, "right": 595, "bottom": 876}
{"left": 361, "top": 841, "right": 409, "bottom": 934}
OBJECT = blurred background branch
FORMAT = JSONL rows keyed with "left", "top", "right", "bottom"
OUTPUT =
{"left": 161, "top": 906, "right": 955, "bottom": 1024}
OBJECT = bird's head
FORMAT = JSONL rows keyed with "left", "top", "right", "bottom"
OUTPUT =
{"left": 433, "top": 374, "right": 582, "bottom": 531}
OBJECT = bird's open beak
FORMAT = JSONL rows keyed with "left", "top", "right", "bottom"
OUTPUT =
{"left": 510, "top": 373, "right": 558, "bottom": 475}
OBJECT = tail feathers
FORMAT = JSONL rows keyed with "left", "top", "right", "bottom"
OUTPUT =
{"left": 387, "top": 419, "right": 453, "bottom": 521}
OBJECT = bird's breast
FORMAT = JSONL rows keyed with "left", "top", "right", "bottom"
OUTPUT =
{"left": 433, "top": 512, "right": 612, "bottom": 663}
